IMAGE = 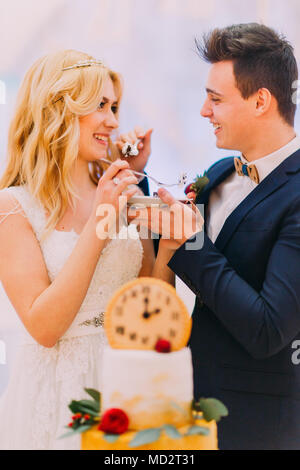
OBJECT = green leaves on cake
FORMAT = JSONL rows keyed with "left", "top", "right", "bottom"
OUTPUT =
{"left": 102, "top": 434, "right": 121, "bottom": 444}
{"left": 185, "top": 425, "right": 210, "bottom": 436}
{"left": 68, "top": 388, "right": 100, "bottom": 417}
{"left": 192, "top": 398, "right": 228, "bottom": 423}
{"left": 163, "top": 424, "right": 182, "bottom": 439}
{"left": 129, "top": 428, "right": 162, "bottom": 447}
{"left": 128, "top": 423, "right": 210, "bottom": 447}
{"left": 129, "top": 425, "right": 183, "bottom": 447}
{"left": 62, "top": 387, "right": 228, "bottom": 446}
{"left": 59, "top": 388, "right": 101, "bottom": 439}
{"left": 84, "top": 388, "right": 101, "bottom": 405}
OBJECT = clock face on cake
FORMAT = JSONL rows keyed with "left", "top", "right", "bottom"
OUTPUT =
{"left": 104, "top": 277, "right": 192, "bottom": 351}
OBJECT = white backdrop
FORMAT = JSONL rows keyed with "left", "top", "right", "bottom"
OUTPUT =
{"left": 1, "top": 0, "right": 300, "bottom": 394}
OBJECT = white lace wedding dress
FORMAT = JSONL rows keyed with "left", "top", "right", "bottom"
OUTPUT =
{"left": 0, "top": 185, "right": 143, "bottom": 450}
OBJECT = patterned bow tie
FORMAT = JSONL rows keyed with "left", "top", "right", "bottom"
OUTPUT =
{"left": 234, "top": 157, "right": 260, "bottom": 184}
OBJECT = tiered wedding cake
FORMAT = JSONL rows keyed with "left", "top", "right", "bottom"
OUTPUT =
{"left": 65, "top": 278, "right": 227, "bottom": 450}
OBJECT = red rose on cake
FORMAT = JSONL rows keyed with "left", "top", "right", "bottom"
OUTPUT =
{"left": 99, "top": 408, "right": 129, "bottom": 434}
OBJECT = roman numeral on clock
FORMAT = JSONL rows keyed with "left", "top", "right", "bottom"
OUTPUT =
{"left": 129, "top": 333, "right": 137, "bottom": 341}
{"left": 116, "top": 307, "right": 123, "bottom": 316}
{"left": 116, "top": 326, "right": 125, "bottom": 335}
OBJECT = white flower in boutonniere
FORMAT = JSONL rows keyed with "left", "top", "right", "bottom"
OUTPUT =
{"left": 178, "top": 173, "right": 188, "bottom": 187}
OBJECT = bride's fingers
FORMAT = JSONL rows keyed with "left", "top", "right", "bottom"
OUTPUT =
{"left": 99, "top": 160, "right": 130, "bottom": 184}
{"left": 122, "top": 185, "right": 139, "bottom": 201}
{"left": 114, "top": 176, "right": 138, "bottom": 196}
{"left": 117, "top": 186, "right": 139, "bottom": 214}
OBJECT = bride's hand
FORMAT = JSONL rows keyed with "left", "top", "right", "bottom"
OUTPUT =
{"left": 115, "top": 126, "right": 153, "bottom": 173}
{"left": 90, "top": 160, "right": 138, "bottom": 239}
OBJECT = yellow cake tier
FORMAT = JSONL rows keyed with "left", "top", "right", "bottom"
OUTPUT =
{"left": 81, "top": 419, "right": 218, "bottom": 451}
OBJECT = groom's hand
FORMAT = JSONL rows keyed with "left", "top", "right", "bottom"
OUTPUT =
{"left": 128, "top": 188, "right": 204, "bottom": 250}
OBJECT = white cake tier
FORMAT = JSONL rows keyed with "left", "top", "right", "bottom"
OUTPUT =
{"left": 101, "top": 347, "right": 194, "bottom": 430}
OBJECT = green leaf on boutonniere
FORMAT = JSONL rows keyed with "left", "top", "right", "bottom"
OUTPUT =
{"left": 162, "top": 424, "right": 182, "bottom": 439}
{"left": 59, "top": 424, "right": 92, "bottom": 440}
{"left": 102, "top": 433, "right": 120, "bottom": 443}
{"left": 193, "top": 398, "right": 228, "bottom": 422}
{"left": 191, "top": 173, "right": 209, "bottom": 197}
{"left": 129, "top": 428, "right": 161, "bottom": 447}
{"left": 84, "top": 388, "right": 101, "bottom": 406}
{"left": 185, "top": 425, "right": 210, "bottom": 436}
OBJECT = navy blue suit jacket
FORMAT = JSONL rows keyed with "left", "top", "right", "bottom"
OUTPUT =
{"left": 168, "top": 150, "right": 300, "bottom": 449}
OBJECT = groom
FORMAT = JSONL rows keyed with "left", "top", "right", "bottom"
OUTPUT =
{"left": 134, "top": 23, "right": 300, "bottom": 449}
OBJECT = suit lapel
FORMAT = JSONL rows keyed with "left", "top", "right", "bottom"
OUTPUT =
{"left": 195, "top": 158, "right": 235, "bottom": 233}
{"left": 196, "top": 158, "right": 235, "bottom": 206}
{"left": 214, "top": 150, "right": 300, "bottom": 251}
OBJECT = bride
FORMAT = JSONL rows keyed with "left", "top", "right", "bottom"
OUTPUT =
{"left": 0, "top": 50, "right": 174, "bottom": 450}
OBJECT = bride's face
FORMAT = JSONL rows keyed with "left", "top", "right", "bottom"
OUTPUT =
{"left": 78, "top": 77, "right": 119, "bottom": 162}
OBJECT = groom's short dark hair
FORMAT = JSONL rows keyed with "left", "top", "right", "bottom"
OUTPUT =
{"left": 197, "top": 23, "right": 298, "bottom": 126}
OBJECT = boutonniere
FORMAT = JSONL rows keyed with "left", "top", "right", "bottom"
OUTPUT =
{"left": 185, "top": 172, "right": 209, "bottom": 198}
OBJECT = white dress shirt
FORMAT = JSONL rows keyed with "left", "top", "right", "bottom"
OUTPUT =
{"left": 207, "top": 135, "right": 300, "bottom": 244}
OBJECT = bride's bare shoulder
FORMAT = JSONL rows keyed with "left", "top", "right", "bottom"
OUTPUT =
{"left": 0, "top": 189, "right": 50, "bottom": 324}
{"left": 0, "top": 189, "right": 30, "bottom": 231}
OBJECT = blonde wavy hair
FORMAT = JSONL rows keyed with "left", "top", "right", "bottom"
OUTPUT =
{"left": 0, "top": 49, "right": 122, "bottom": 239}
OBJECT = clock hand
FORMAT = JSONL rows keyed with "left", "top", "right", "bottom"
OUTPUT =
{"left": 142, "top": 297, "right": 161, "bottom": 319}
{"left": 142, "top": 297, "right": 150, "bottom": 317}
{"left": 148, "top": 309, "right": 161, "bottom": 315}
{"left": 143, "top": 308, "right": 161, "bottom": 319}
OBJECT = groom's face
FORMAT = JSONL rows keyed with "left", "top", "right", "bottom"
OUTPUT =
{"left": 201, "top": 61, "right": 257, "bottom": 152}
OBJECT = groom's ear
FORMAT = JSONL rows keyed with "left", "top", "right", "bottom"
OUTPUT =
{"left": 255, "top": 88, "right": 272, "bottom": 116}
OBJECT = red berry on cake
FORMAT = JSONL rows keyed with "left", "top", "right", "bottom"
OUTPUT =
{"left": 155, "top": 339, "right": 171, "bottom": 353}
